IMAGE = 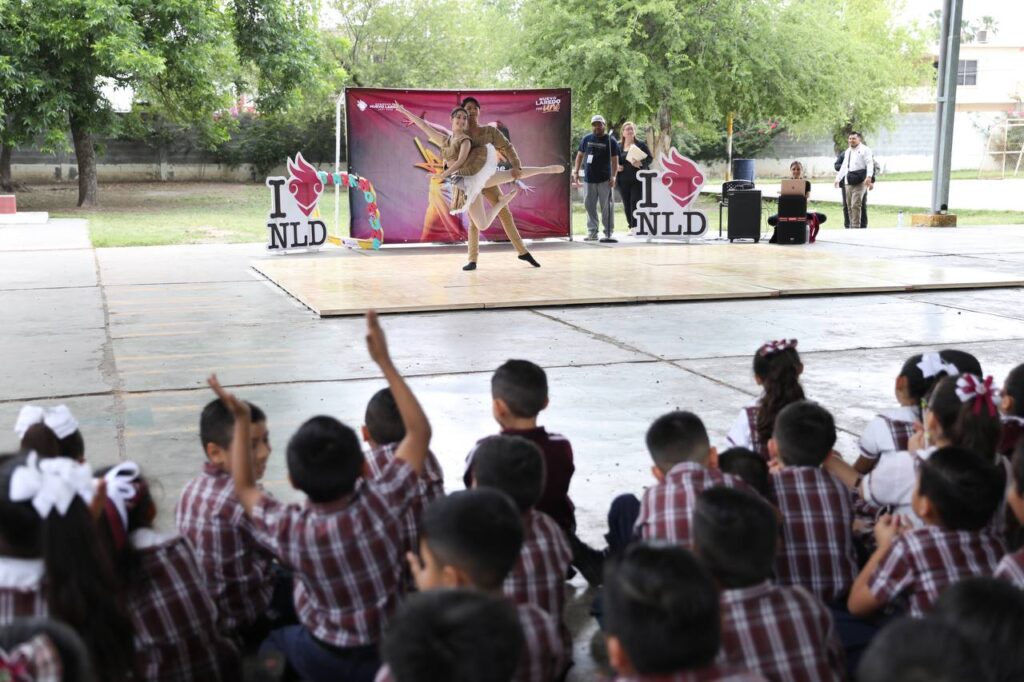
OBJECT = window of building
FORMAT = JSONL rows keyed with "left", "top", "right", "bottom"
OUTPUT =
{"left": 957, "top": 60, "right": 977, "bottom": 86}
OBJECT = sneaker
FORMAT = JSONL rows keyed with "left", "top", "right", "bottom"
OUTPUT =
{"left": 599, "top": 236, "right": 618, "bottom": 243}
{"left": 583, "top": 235, "right": 599, "bottom": 241}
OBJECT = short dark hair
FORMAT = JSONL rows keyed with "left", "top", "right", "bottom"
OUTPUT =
{"left": 773, "top": 401, "right": 836, "bottom": 466}
{"left": 917, "top": 446, "right": 1005, "bottom": 531}
{"left": 932, "top": 577, "right": 1024, "bottom": 682}
{"left": 461, "top": 97, "right": 480, "bottom": 109}
{"left": 693, "top": 487, "right": 778, "bottom": 588}
{"left": 285, "top": 416, "right": 364, "bottom": 503}
{"left": 491, "top": 360, "right": 548, "bottom": 418}
{"left": 420, "top": 489, "right": 524, "bottom": 591}
{"left": 364, "top": 388, "right": 404, "bottom": 445}
{"left": 604, "top": 544, "right": 719, "bottom": 675}
{"left": 926, "top": 376, "right": 1001, "bottom": 459}
{"left": 381, "top": 589, "right": 524, "bottom": 682}
{"left": 200, "top": 398, "right": 266, "bottom": 450}
{"left": 856, "top": 617, "right": 986, "bottom": 682}
{"left": 849, "top": 131, "right": 861, "bottom": 138}
{"left": 645, "top": 411, "right": 710, "bottom": 469}
{"left": 717, "top": 447, "right": 769, "bottom": 498}
{"left": 471, "top": 435, "right": 545, "bottom": 513}
{"left": 1004, "top": 363, "right": 1024, "bottom": 417}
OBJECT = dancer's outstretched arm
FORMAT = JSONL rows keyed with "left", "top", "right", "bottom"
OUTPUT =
{"left": 484, "top": 165, "right": 564, "bottom": 189}
{"left": 466, "top": 189, "right": 519, "bottom": 233}
{"left": 393, "top": 102, "right": 447, "bottom": 147}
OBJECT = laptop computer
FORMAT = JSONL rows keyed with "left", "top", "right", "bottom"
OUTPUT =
{"left": 780, "top": 179, "right": 806, "bottom": 196}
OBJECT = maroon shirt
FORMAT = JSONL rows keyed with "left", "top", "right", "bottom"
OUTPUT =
{"left": 999, "top": 416, "right": 1024, "bottom": 457}
{"left": 464, "top": 427, "right": 577, "bottom": 532}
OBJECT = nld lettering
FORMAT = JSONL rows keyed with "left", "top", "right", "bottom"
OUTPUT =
{"left": 635, "top": 171, "right": 708, "bottom": 238}
{"left": 266, "top": 178, "right": 327, "bottom": 250}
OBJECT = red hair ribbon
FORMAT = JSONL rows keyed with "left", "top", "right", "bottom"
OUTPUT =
{"left": 758, "top": 339, "right": 798, "bottom": 358}
{"left": 955, "top": 374, "right": 998, "bottom": 417}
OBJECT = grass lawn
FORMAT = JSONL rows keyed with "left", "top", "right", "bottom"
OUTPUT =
{"left": 13, "top": 181, "right": 1023, "bottom": 248}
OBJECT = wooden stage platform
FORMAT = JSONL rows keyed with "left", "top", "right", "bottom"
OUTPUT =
{"left": 251, "top": 237, "right": 1024, "bottom": 317}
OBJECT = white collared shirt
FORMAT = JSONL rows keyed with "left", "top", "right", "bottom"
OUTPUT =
{"left": 835, "top": 144, "right": 874, "bottom": 183}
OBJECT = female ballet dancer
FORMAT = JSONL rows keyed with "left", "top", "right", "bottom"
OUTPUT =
{"left": 395, "top": 102, "right": 563, "bottom": 270}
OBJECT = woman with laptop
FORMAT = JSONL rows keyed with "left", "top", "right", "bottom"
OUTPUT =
{"left": 768, "top": 161, "right": 826, "bottom": 243}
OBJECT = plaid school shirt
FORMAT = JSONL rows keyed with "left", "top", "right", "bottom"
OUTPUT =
{"left": 868, "top": 525, "right": 1005, "bottom": 617}
{"left": 857, "top": 407, "right": 918, "bottom": 462}
{"left": 636, "top": 462, "right": 748, "bottom": 547}
{"left": 726, "top": 399, "right": 767, "bottom": 458}
{"left": 0, "top": 558, "right": 47, "bottom": 624}
{"left": 249, "top": 458, "right": 419, "bottom": 648}
{"left": 129, "top": 530, "right": 239, "bottom": 682}
{"left": 0, "top": 634, "right": 63, "bottom": 682}
{"left": 366, "top": 442, "right": 445, "bottom": 557}
{"left": 175, "top": 462, "right": 276, "bottom": 635}
{"left": 995, "top": 548, "right": 1024, "bottom": 588}
{"left": 464, "top": 427, "right": 577, "bottom": 532}
{"left": 769, "top": 467, "right": 858, "bottom": 604}
{"left": 718, "top": 581, "right": 845, "bottom": 682}
{"left": 516, "top": 602, "right": 566, "bottom": 682}
{"left": 613, "top": 666, "right": 768, "bottom": 681}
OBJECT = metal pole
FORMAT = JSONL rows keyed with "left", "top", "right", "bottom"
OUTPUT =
{"left": 931, "top": 0, "right": 963, "bottom": 213}
{"left": 726, "top": 112, "right": 734, "bottom": 182}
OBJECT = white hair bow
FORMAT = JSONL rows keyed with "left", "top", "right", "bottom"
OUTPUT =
{"left": 103, "top": 461, "right": 141, "bottom": 530}
{"left": 13, "top": 405, "right": 79, "bottom": 440}
{"left": 916, "top": 352, "right": 959, "bottom": 379}
{"left": 9, "top": 452, "right": 94, "bottom": 518}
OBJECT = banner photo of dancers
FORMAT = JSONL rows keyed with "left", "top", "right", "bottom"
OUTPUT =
{"left": 345, "top": 88, "right": 572, "bottom": 244}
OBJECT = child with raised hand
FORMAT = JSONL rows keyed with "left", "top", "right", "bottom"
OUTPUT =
{"left": 768, "top": 401, "right": 858, "bottom": 604}
{"left": 853, "top": 351, "right": 975, "bottom": 474}
{"left": 726, "top": 339, "right": 804, "bottom": 459}
{"left": 361, "top": 387, "right": 445, "bottom": 581}
{"left": 471, "top": 435, "right": 572, "bottom": 660}
{"left": 175, "top": 397, "right": 283, "bottom": 646}
{"left": 211, "top": 309, "right": 432, "bottom": 682}
{"left": 603, "top": 543, "right": 766, "bottom": 682}
{"left": 378, "top": 589, "right": 525, "bottom": 682}
{"left": 402, "top": 489, "right": 565, "bottom": 682}
{"left": 96, "top": 461, "right": 239, "bottom": 681}
{"left": 999, "top": 363, "right": 1024, "bottom": 456}
{"left": 0, "top": 452, "right": 135, "bottom": 681}
{"left": 14, "top": 404, "right": 85, "bottom": 461}
{"left": 693, "top": 487, "right": 845, "bottom": 682}
{"left": 995, "top": 441, "right": 1024, "bottom": 587}
{"left": 848, "top": 446, "right": 1005, "bottom": 619}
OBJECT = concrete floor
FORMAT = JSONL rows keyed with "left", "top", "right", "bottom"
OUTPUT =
{"left": 3, "top": 220, "right": 1024, "bottom": 679}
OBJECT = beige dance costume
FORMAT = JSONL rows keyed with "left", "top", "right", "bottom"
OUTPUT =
{"left": 441, "top": 134, "right": 497, "bottom": 214}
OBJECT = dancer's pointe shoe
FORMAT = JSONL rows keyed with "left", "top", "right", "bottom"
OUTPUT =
{"left": 463, "top": 262, "right": 477, "bottom": 271}
{"left": 518, "top": 252, "right": 541, "bottom": 268}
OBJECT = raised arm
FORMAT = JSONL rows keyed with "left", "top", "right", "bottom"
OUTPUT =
{"left": 394, "top": 102, "right": 447, "bottom": 147}
{"left": 208, "top": 374, "right": 262, "bottom": 515}
{"left": 440, "top": 140, "right": 471, "bottom": 179}
{"left": 365, "top": 311, "right": 431, "bottom": 474}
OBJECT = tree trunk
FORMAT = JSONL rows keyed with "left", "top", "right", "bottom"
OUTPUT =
{"left": 0, "top": 145, "right": 12, "bottom": 192}
{"left": 647, "top": 100, "right": 673, "bottom": 162}
{"left": 70, "top": 113, "right": 98, "bottom": 207}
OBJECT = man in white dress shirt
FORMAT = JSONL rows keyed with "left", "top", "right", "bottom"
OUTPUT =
{"left": 833, "top": 132, "right": 874, "bottom": 229}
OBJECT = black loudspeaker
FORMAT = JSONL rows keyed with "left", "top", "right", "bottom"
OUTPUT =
{"left": 728, "top": 190, "right": 761, "bottom": 242}
{"left": 778, "top": 194, "right": 807, "bottom": 218}
{"left": 775, "top": 218, "right": 807, "bottom": 244}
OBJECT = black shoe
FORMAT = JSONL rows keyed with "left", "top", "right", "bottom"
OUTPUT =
{"left": 518, "top": 252, "right": 541, "bottom": 267}
{"left": 569, "top": 534, "right": 606, "bottom": 587}
{"left": 599, "top": 236, "right": 617, "bottom": 243}
{"left": 462, "top": 262, "right": 477, "bottom": 271}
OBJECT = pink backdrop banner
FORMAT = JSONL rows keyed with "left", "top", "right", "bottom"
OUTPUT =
{"left": 345, "top": 88, "right": 572, "bottom": 244}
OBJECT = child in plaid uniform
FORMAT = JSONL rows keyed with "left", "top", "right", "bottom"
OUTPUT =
{"left": 856, "top": 617, "right": 987, "bottom": 682}
{"left": 996, "top": 443, "right": 1024, "bottom": 587}
{"left": 932, "top": 577, "right": 1024, "bottom": 682}
{"left": 630, "top": 411, "right": 747, "bottom": 549}
{"left": 361, "top": 386, "right": 446, "bottom": 582}
{"left": 175, "top": 398, "right": 283, "bottom": 644}
{"left": 604, "top": 543, "right": 766, "bottom": 682}
{"left": 377, "top": 589, "right": 524, "bottom": 682}
{"left": 999, "top": 363, "right": 1024, "bottom": 457}
{"left": 694, "top": 487, "right": 846, "bottom": 682}
{"left": 471, "top": 435, "right": 572, "bottom": 661}
{"left": 97, "top": 462, "right": 239, "bottom": 681}
{"left": 768, "top": 401, "right": 858, "bottom": 604}
{"left": 848, "top": 446, "right": 1005, "bottom": 618}
{"left": 403, "top": 489, "right": 566, "bottom": 682}
{"left": 726, "top": 340, "right": 805, "bottom": 459}
{"left": 213, "top": 311, "right": 433, "bottom": 682}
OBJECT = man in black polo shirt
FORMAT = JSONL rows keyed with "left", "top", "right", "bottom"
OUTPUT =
{"left": 572, "top": 115, "right": 620, "bottom": 242}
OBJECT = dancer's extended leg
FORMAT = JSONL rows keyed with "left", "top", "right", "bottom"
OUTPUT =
{"left": 467, "top": 188, "right": 518, "bottom": 233}
{"left": 484, "top": 165, "right": 563, "bottom": 189}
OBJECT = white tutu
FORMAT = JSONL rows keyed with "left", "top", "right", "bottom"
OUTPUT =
{"left": 449, "top": 143, "right": 497, "bottom": 215}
